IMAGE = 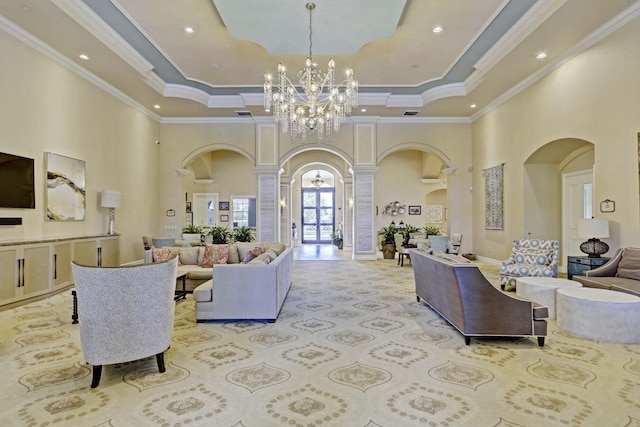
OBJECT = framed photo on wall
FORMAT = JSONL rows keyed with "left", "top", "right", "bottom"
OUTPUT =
{"left": 408, "top": 205, "right": 421, "bottom": 215}
{"left": 219, "top": 201, "right": 229, "bottom": 211}
{"left": 220, "top": 214, "right": 229, "bottom": 222}
{"left": 185, "top": 201, "right": 191, "bottom": 212}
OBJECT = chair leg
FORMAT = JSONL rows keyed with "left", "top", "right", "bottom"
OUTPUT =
{"left": 400, "top": 254, "right": 404, "bottom": 266}
{"left": 90, "top": 365, "right": 102, "bottom": 388}
{"left": 538, "top": 337, "right": 545, "bottom": 347}
{"left": 464, "top": 336, "right": 471, "bottom": 345}
{"left": 156, "top": 352, "right": 166, "bottom": 373}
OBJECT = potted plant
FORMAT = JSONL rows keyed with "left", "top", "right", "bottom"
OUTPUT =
{"left": 207, "top": 225, "right": 231, "bottom": 244}
{"left": 233, "top": 225, "right": 255, "bottom": 242}
{"left": 424, "top": 225, "right": 441, "bottom": 236}
{"left": 378, "top": 224, "right": 399, "bottom": 259}
{"left": 330, "top": 228, "right": 343, "bottom": 249}
{"left": 182, "top": 224, "right": 203, "bottom": 241}
{"left": 401, "top": 224, "right": 423, "bottom": 245}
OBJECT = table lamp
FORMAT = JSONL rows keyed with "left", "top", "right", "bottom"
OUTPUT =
{"left": 101, "top": 190, "right": 122, "bottom": 235}
{"left": 577, "top": 218, "right": 609, "bottom": 258}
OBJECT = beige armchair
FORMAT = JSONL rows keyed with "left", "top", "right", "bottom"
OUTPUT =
{"left": 71, "top": 257, "right": 178, "bottom": 388}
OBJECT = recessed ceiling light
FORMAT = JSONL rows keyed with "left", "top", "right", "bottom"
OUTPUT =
{"left": 410, "top": 64, "right": 420, "bottom": 69}
{"left": 184, "top": 27, "right": 194, "bottom": 34}
{"left": 470, "top": 104, "right": 477, "bottom": 109}
{"left": 153, "top": 105, "right": 161, "bottom": 109}
{"left": 536, "top": 52, "right": 547, "bottom": 59}
{"left": 360, "top": 108, "right": 367, "bottom": 113}
{"left": 79, "top": 54, "right": 89, "bottom": 61}
{"left": 21, "top": 5, "right": 30, "bottom": 11}
{"left": 432, "top": 26, "right": 443, "bottom": 33}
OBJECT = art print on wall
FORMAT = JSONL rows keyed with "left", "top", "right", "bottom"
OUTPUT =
{"left": 45, "top": 152, "right": 86, "bottom": 221}
{"left": 484, "top": 163, "right": 504, "bottom": 230}
{"left": 424, "top": 205, "right": 442, "bottom": 223}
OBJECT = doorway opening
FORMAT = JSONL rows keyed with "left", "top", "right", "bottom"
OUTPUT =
{"left": 301, "top": 187, "right": 335, "bottom": 244}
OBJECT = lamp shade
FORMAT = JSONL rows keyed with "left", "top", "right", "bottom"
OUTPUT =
{"left": 577, "top": 218, "right": 609, "bottom": 238}
{"left": 100, "top": 190, "right": 122, "bottom": 208}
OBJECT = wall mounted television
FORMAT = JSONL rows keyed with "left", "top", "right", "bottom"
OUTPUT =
{"left": 0, "top": 152, "right": 35, "bottom": 209}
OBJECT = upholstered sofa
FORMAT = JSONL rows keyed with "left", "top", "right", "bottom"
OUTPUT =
{"left": 145, "top": 242, "right": 289, "bottom": 292}
{"left": 409, "top": 248, "right": 548, "bottom": 346}
{"left": 572, "top": 248, "right": 640, "bottom": 297}
{"left": 500, "top": 239, "right": 559, "bottom": 290}
{"left": 193, "top": 246, "right": 293, "bottom": 323}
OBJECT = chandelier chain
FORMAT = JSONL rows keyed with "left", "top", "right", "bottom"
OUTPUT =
{"left": 263, "top": 1, "right": 358, "bottom": 144}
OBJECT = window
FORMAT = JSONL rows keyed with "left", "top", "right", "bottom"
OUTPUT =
{"left": 232, "top": 196, "right": 256, "bottom": 228}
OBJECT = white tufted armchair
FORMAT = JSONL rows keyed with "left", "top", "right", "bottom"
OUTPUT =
{"left": 71, "top": 257, "right": 178, "bottom": 388}
{"left": 500, "top": 239, "right": 559, "bottom": 291}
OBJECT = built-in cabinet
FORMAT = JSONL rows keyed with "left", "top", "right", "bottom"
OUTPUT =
{"left": 0, "top": 235, "right": 119, "bottom": 307}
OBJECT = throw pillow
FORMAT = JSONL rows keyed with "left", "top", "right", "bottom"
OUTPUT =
{"left": 227, "top": 243, "right": 240, "bottom": 264}
{"left": 236, "top": 242, "right": 258, "bottom": 261}
{"left": 617, "top": 247, "right": 640, "bottom": 280}
{"left": 242, "top": 246, "right": 263, "bottom": 263}
{"left": 152, "top": 247, "right": 182, "bottom": 265}
{"left": 200, "top": 243, "right": 230, "bottom": 267}
{"left": 179, "top": 247, "right": 200, "bottom": 265}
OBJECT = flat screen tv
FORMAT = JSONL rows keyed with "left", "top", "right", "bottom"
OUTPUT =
{"left": 0, "top": 152, "right": 35, "bottom": 209}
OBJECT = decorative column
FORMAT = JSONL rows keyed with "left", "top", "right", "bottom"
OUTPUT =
{"left": 280, "top": 179, "right": 292, "bottom": 246}
{"left": 343, "top": 178, "right": 353, "bottom": 248}
{"left": 351, "top": 120, "right": 378, "bottom": 260}
{"left": 255, "top": 122, "right": 280, "bottom": 242}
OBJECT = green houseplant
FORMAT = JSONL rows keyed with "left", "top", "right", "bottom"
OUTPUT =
{"left": 424, "top": 225, "right": 441, "bottom": 236}
{"left": 330, "top": 228, "right": 343, "bottom": 249}
{"left": 207, "top": 225, "right": 231, "bottom": 244}
{"left": 378, "top": 224, "right": 399, "bottom": 259}
{"left": 182, "top": 224, "right": 203, "bottom": 241}
{"left": 233, "top": 226, "right": 255, "bottom": 242}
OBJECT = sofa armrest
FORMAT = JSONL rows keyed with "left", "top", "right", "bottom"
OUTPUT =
{"left": 584, "top": 248, "right": 623, "bottom": 277}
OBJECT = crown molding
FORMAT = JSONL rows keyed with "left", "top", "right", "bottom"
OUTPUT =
{"left": 0, "top": 13, "right": 160, "bottom": 122}
{"left": 472, "top": 1, "right": 640, "bottom": 121}
{"left": 52, "top": 0, "right": 154, "bottom": 74}
{"left": 421, "top": 83, "right": 467, "bottom": 105}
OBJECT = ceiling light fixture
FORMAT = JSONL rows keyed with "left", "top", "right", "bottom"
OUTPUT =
{"left": 184, "top": 27, "right": 194, "bottom": 34}
{"left": 312, "top": 167, "right": 325, "bottom": 187}
{"left": 432, "top": 26, "right": 443, "bottom": 33}
{"left": 79, "top": 54, "right": 89, "bottom": 60}
{"left": 536, "top": 52, "right": 547, "bottom": 59}
{"left": 264, "top": 2, "right": 358, "bottom": 143}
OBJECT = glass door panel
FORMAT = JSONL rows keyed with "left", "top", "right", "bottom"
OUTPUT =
{"left": 301, "top": 188, "right": 334, "bottom": 243}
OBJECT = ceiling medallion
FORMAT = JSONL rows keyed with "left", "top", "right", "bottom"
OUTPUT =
{"left": 264, "top": 2, "right": 358, "bottom": 143}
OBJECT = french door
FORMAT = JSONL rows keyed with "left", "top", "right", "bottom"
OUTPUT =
{"left": 301, "top": 188, "right": 335, "bottom": 243}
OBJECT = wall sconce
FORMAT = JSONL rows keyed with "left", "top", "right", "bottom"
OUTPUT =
{"left": 101, "top": 190, "right": 122, "bottom": 235}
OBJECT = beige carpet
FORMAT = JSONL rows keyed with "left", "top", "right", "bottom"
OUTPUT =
{"left": 2, "top": 259, "right": 640, "bottom": 426}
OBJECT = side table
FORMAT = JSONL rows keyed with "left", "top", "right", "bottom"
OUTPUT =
{"left": 567, "top": 256, "right": 610, "bottom": 280}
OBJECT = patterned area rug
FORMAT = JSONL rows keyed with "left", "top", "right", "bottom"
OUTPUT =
{"left": 2, "top": 259, "right": 639, "bottom": 426}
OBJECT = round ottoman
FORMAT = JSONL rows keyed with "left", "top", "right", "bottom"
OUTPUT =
{"left": 556, "top": 287, "right": 640, "bottom": 344}
{"left": 516, "top": 277, "right": 582, "bottom": 320}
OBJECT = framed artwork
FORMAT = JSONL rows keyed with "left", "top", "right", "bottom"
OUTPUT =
{"left": 219, "top": 201, "right": 229, "bottom": 211}
{"left": 408, "top": 205, "right": 421, "bottom": 215}
{"left": 185, "top": 212, "right": 193, "bottom": 225}
{"left": 484, "top": 163, "right": 504, "bottom": 230}
{"left": 600, "top": 199, "right": 615, "bottom": 213}
{"left": 424, "top": 205, "right": 443, "bottom": 223}
{"left": 220, "top": 214, "right": 229, "bottom": 222}
{"left": 45, "top": 152, "right": 86, "bottom": 221}
{"left": 185, "top": 202, "right": 192, "bottom": 212}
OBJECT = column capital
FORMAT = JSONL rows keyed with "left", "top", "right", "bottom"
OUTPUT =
{"left": 350, "top": 166, "right": 379, "bottom": 175}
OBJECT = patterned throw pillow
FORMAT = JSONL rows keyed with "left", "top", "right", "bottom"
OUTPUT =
{"left": 152, "top": 247, "right": 182, "bottom": 265}
{"left": 242, "top": 246, "right": 264, "bottom": 263}
{"left": 200, "top": 243, "right": 230, "bottom": 267}
{"left": 514, "top": 250, "right": 549, "bottom": 266}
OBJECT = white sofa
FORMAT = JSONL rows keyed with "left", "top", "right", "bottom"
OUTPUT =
{"left": 193, "top": 247, "right": 293, "bottom": 323}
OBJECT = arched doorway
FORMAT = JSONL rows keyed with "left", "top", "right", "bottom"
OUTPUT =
{"left": 300, "top": 168, "right": 335, "bottom": 244}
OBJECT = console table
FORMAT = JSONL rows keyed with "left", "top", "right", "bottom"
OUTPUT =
{"left": 567, "top": 256, "right": 610, "bottom": 279}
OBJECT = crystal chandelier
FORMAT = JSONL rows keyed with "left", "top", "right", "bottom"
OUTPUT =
{"left": 264, "top": 2, "right": 358, "bottom": 143}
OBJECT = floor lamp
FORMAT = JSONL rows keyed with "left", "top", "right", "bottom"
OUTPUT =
{"left": 101, "top": 190, "right": 122, "bottom": 235}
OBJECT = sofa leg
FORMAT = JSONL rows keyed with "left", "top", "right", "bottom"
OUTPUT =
{"left": 91, "top": 365, "right": 102, "bottom": 388}
{"left": 156, "top": 352, "right": 166, "bottom": 373}
{"left": 464, "top": 336, "right": 471, "bottom": 345}
{"left": 500, "top": 284, "right": 505, "bottom": 291}
{"left": 196, "top": 319, "right": 205, "bottom": 323}
{"left": 538, "top": 337, "right": 545, "bottom": 347}
{"left": 268, "top": 319, "right": 276, "bottom": 323}
{"left": 416, "top": 296, "right": 420, "bottom": 302}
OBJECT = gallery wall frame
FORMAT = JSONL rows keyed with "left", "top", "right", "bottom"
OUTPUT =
{"left": 45, "top": 152, "right": 86, "bottom": 221}
{"left": 408, "top": 205, "right": 421, "bottom": 215}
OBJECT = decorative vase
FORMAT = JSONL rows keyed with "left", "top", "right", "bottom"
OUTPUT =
{"left": 382, "top": 243, "right": 396, "bottom": 259}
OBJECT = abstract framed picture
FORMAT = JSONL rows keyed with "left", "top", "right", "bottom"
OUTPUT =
{"left": 45, "top": 153, "right": 86, "bottom": 221}
{"left": 220, "top": 214, "right": 229, "bottom": 222}
{"left": 219, "top": 201, "right": 229, "bottom": 211}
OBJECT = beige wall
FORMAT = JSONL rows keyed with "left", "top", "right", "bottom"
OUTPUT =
{"left": 0, "top": 29, "right": 160, "bottom": 263}
{"left": 472, "top": 16, "right": 640, "bottom": 261}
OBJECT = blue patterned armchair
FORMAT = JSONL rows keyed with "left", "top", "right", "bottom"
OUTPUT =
{"left": 500, "top": 239, "right": 559, "bottom": 290}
